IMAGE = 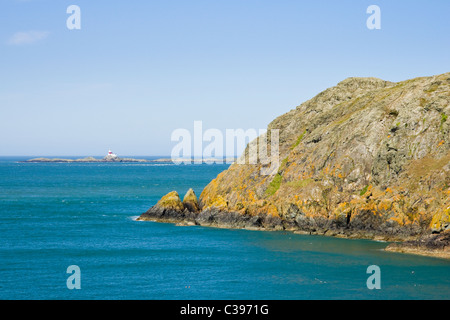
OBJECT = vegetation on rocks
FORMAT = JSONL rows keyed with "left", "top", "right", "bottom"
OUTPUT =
{"left": 140, "top": 72, "right": 450, "bottom": 258}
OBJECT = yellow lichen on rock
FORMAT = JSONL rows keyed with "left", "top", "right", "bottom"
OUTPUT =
{"left": 183, "top": 188, "right": 200, "bottom": 212}
{"left": 143, "top": 73, "right": 450, "bottom": 255}
{"left": 156, "top": 191, "right": 185, "bottom": 212}
{"left": 430, "top": 207, "right": 450, "bottom": 232}
{"left": 204, "top": 195, "right": 228, "bottom": 210}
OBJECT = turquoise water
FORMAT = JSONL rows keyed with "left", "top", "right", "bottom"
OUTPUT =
{"left": 0, "top": 157, "right": 449, "bottom": 300}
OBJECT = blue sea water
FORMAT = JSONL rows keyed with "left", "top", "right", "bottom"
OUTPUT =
{"left": 0, "top": 157, "right": 449, "bottom": 300}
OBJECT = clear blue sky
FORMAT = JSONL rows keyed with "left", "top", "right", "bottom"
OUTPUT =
{"left": 1, "top": 0, "right": 449, "bottom": 156}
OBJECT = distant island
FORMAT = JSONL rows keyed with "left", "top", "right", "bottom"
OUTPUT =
{"left": 21, "top": 150, "right": 154, "bottom": 163}
{"left": 21, "top": 150, "right": 236, "bottom": 164}
{"left": 23, "top": 157, "right": 153, "bottom": 163}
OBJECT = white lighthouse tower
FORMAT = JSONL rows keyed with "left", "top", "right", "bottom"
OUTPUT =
{"left": 105, "top": 149, "right": 118, "bottom": 159}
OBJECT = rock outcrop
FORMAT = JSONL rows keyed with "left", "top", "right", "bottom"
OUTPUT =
{"left": 138, "top": 190, "right": 201, "bottom": 225}
{"left": 385, "top": 230, "right": 450, "bottom": 259}
{"left": 183, "top": 188, "right": 200, "bottom": 213}
{"left": 139, "top": 72, "right": 450, "bottom": 258}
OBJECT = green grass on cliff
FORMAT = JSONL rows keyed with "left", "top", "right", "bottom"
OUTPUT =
{"left": 291, "top": 129, "right": 307, "bottom": 150}
{"left": 265, "top": 174, "right": 282, "bottom": 196}
{"left": 360, "top": 185, "right": 369, "bottom": 196}
{"left": 279, "top": 157, "right": 289, "bottom": 172}
{"left": 441, "top": 113, "right": 448, "bottom": 133}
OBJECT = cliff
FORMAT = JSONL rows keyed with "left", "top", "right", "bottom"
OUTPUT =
{"left": 139, "top": 72, "right": 450, "bottom": 258}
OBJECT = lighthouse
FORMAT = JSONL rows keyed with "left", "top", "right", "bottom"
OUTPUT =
{"left": 106, "top": 149, "right": 118, "bottom": 159}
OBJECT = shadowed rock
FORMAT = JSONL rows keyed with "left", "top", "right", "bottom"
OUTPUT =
{"left": 183, "top": 188, "right": 200, "bottom": 213}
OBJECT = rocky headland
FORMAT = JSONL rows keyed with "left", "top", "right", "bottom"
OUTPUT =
{"left": 138, "top": 72, "right": 450, "bottom": 259}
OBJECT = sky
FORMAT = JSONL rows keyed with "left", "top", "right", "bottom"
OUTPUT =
{"left": 0, "top": 0, "right": 449, "bottom": 156}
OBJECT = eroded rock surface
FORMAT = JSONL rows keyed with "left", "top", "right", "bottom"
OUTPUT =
{"left": 139, "top": 72, "right": 450, "bottom": 257}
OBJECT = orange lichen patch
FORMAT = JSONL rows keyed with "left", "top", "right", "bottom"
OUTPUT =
{"left": 332, "top": 202, "right": 346, "bottom": 214}
{"left": 267, "top": 204, "right": 279, "bottom": 217}
{"left": 438, "top": 140, "right": 445, "bottom": 147}
{"left": 361, "top": 200, "right": 379, "bottom": 215}
{"left": 338, "top": 202, "right": 348, "bottom": 209}
{"left": 205, "top": 195, "right": 228, "bottom": 210}
{"left": 332, "top": 202, "right": 351, "bottom": 220}
{"left": 246, "top": 189, "right": 258, "bottom": 203}
{"left": 430, "top": 208, "right": 450, "bottom": 231}
{"left": 377, "top": 199, "right": 393, "bottom": 211}
{"left": 389, "top": 216, "right": 404, "bottom": 226}
{"left": 393, "top": 200, "right": 420, "bottom": 225}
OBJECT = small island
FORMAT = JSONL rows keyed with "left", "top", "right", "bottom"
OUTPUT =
{"left": 21, "top": 150, "right": 235, "bottom": 164}
{"left": 22, "top": 150, "right": 155, "bottom": 163}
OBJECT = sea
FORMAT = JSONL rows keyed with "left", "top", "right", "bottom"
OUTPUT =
{"left": 0, "top": 156, "right": 449, "bottom": 300}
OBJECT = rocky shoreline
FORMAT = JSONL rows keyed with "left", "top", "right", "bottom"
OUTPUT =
{"left": 385, "top": 231, "right": 450, "bottom": 259}
{"left": 137, "top": 189, "right": 450, "bottom": 259}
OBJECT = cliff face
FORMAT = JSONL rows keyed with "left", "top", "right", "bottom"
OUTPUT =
{"left": 201, "top": 73, "right": 450, "bottom": 237}
{"left": 140, "top": 72, "right": 450, "bottom": 256}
